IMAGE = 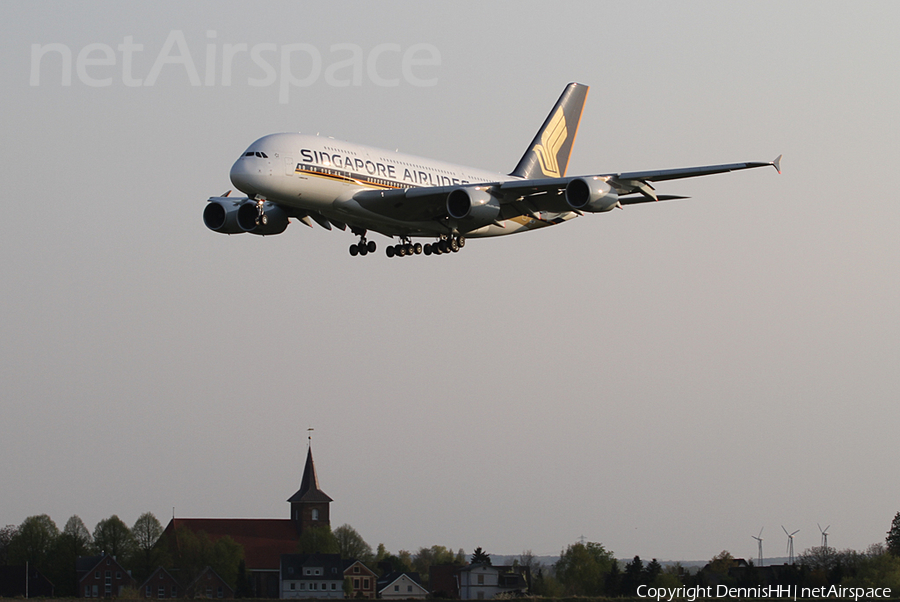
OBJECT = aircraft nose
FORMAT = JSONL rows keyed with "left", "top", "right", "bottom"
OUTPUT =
{"left": 230, "top": 157, "right": 259, "bottom": 195}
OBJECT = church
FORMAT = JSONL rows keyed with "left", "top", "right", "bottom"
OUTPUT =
{"left": 161, "top": 445, "right": 332, "bottom": 598}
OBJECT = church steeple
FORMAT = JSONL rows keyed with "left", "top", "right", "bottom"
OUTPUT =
{"left": 287, "top": 445, "right": 332, "bottom": 535}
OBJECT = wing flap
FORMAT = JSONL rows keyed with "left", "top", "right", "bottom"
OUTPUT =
{"left": 351, "top": 188, "right": 449, "bottom": 222}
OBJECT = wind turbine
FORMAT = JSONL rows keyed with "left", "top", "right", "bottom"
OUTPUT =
{"left": 819, "top": 523, "right": 830, "bottom": 548}
{"left": 783, "top": 526, "right": 799, "bottom": 564}
{"left": 752, "top": 528, "right": 764, "bottom": 566}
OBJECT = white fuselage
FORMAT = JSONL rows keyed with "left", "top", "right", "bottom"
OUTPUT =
{"left": 228, "top": 133, "right": 574, "bottom": 238}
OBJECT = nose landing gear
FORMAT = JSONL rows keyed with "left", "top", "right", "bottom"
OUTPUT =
{"left": 255, "top": 198, "right": 269, "bottom": 226}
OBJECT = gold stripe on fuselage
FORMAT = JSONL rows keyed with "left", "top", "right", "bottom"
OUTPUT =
{"left": 295, "top": 165, "right": 404, "bottom": 190}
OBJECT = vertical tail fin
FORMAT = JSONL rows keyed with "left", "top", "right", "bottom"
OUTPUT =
{"left": 511, "top": 82, "right": 589, "bottom": 179}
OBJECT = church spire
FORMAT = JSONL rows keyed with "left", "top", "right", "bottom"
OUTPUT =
{"left": 288, "top": 442, "right": 332, "bottom": 535}
{"left": 289, "top": 446, "right": 333, "bottom": 503}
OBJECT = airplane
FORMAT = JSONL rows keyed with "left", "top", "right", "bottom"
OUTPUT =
{"left": 204, "top": 82, "right": 781, "bottom": 257}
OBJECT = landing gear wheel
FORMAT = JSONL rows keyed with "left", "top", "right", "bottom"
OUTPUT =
{"left": 386, "top": 245, "right": 395, "bottom": 258}
{"left": 450, "top": 238, "right": 459, "bottom": 252}
{"left": 458, "top": 236, "right": 465, "bottom": 248}
{"left": 398, "top": 245, "right": 406, "bottom": 257}
{"left": 367, "top": 240, "right": 376, "bottom": 253}
{"left": 424, "top": 244, "right": 432, "bottom": 256}
{"left": 414, "top": 243, "right": 423, "bottom": 255}
{"left": 349, "top": 245, "right": 359, "bottom": 257}
{"left": 358, "top": 242, "right": 368, "bottom": 256}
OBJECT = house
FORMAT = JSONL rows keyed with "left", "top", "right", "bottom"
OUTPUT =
{"left": 187, "top": 566, "right": 235, "bottom": 599}
{"left": 343, "top": 560, "right": 377, "bottom": 599}
{"left": 140, "top": 566, "right": 180, "bottom": 599}
{"left": 77, "top": 554, "right": 137, "bottom": 598}
{"left": 280, "top": 553, "right": 345, "bottom": 598}
{"left": 138, "top": 565, "right": 234, "bottom": 599}
{"left": 457, "top": 564, "right": 529, "bottom": 600}
{"left": 159, "top": 444, "right": 332, "bottom": 598}
{"left": 428, "top": 564, "right": 461, "bottom": 599}
{"left": 377, "top": 572, "right": 428, "bottom": 600}
{"left": 0, "top": 565, "right": 55, "bottom": 598}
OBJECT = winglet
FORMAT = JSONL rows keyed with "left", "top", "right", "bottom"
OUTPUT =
{"left": 772, "top": 154, "right": 782, "bottom": 174}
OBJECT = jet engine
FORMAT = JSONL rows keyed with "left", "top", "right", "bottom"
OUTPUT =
{"left": 446, "top": 188, "right": 501, "bottom": 231}
{"left": 565, "top": 177, "right": 619, "bottom": 213}
{"left": 203, "top": 197, "right": 245, "bottom": 234}
{"left": 236, "top": 201, "right": 289, "bottom": 235}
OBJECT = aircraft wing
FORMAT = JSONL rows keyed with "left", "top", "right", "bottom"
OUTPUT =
{"left": 349, "top": 155, "right": 781, "bottom": 223}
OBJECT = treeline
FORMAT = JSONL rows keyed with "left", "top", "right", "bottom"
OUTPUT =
{"left": 5, "top": 511, "right": 900, "bottom": 598}
{"left": 522, "top": 510, "right": 900, "bottom": 596}
{"left": 0, "top": 514, "right": 470, "bottom": 598}
{"left": 532, "top": 544, "right": 900, "bottom": 597}
{"left": 1, "top": 513, "right": 168, "bottom": 597}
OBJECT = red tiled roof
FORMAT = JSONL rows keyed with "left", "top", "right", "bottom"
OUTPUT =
{"left": 165, "top": 519, "right": 298, "bottom": 571}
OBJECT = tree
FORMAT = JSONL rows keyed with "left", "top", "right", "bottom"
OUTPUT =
{"left": 842, "top": 548, "right": 900, "bottom": 592}
{"left": 554, "top": 541, "right": 616, "bottom": 596}
{"left": 621, "top": 555, "right": 646, "bottom": 593}
{"left": 333, "top": 524, "right": 373, "bottom": 562}
{"left": 93, "top": 515, "right": 135, "bottom": 559}
{"left": 375, "top": 543, "right": 388, "bottom": 562}
{"left": 164, "top": 527, "right": 244, "bottom": 588}
{"left": 63, "top": 515, "right": 93, "bottom": 555}
{"left": 296, "top": 525, "right": 339, "bottom": 554}
{"left": 375, "top": 546, "right": 413, "bottom": 576}
{"left": 235, "top": 559, "right": 252, "bottom": 598}
{"left": 470, "top": 547, "right": 491, "bottom": 565}
{"left": 54, "top": 516, "right": 94, "bottom": 596}
{"left": 645, "top": 558, "right": 663, "bottom": 584}
{"left": 887, "top": 512, "right": 900, "bottom": 556}
{"left": 604, "top": 560, "right": 622, "bottom": 596}
{"left": 412, "top": 545, "right": 461, "bottom": 587}
{"left": 0, "top": 525, "right": 17, "bottom": 565}
{"left": 8, "top": 514, "right": 59, "bottom": 572}
{"left": 211, "top": 536, "right": 244, "bottom": 587}
{"left": 517, "top": 550, "right": 542, "bottom": 581}
{"left": 131, "top": 512, "right": 163, "bottom": 581}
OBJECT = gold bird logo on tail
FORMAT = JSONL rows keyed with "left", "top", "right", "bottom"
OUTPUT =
{"left": 532, "top": 107, "right": 568, "bottom": 178}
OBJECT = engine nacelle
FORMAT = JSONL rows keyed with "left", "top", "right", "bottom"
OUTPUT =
{"left": 237, "top": 201, "right": 289, "bottom": 235}
{"left": 446, "top": 188, "right": 501, "bottom": 231}
{"left": 203, "top": 197, "right": 245, "bottom": 234}
{"left": 565, "top": 177, "right": 619, "bottom": 213}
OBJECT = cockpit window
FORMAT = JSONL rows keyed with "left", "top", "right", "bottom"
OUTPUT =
{"left": 243, "top": 151, "right": 269, "bottom": 158}
{"left": 244, "top": 152, "right": 254, "bottom": 156}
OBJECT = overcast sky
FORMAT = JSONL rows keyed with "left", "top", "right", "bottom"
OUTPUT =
{"left": 2, "top": 1, "right": 899, "bottom": 563}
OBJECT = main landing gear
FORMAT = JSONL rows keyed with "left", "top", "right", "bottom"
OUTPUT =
{"left": 385, "top": 234, "right": 466, "bottom": 258}
{"left": 385, "top": 237, "right": 422, "bottom": 258}
{"left": 349, "top": 228, "right": 376, "bottom": 256}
